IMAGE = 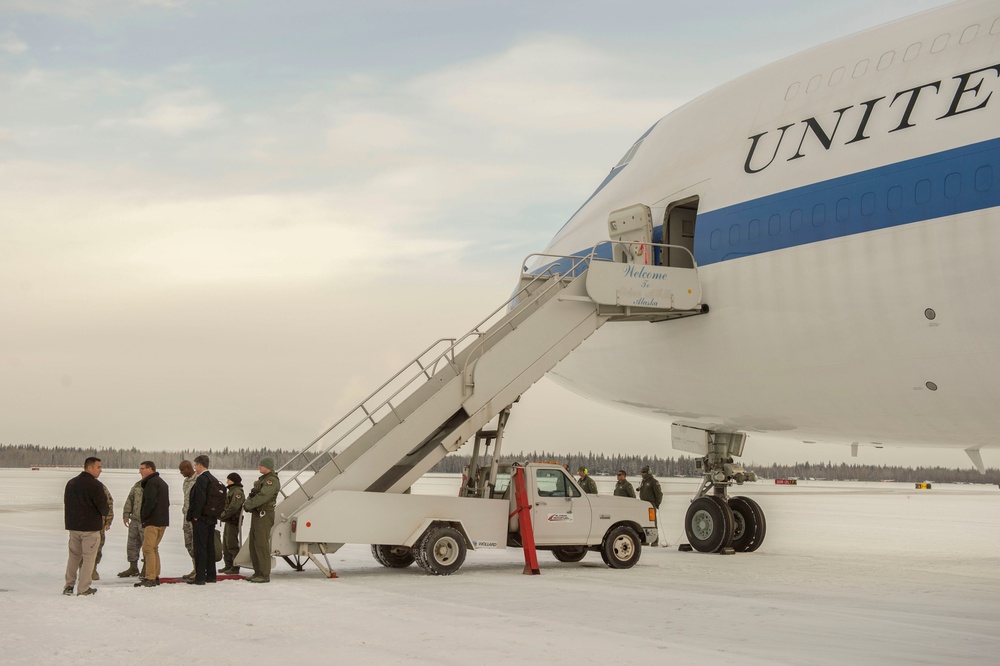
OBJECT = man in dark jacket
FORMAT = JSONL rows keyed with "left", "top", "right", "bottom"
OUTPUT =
{"left": 135, "top": 460, "right": 169, "bottom": 588}
{"left": 219, "top": 472, "right": 245, "bottom": 574}
{"left": 63, "top": 457, "right": 110, "bottom": 596}
{"left": 613, "top": 469, "right": 636, "bottom": 498}
{"left": 186, "top": 455, "right": 219, "bottom": 584}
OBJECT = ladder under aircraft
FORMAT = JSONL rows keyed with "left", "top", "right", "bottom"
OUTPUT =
{"left": 237, "top": 241, "right": 705, "bottom": 570}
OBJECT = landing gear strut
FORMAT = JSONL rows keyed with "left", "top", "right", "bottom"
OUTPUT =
{"left": 677, "top": 428, "right": 766, "bottom": 553}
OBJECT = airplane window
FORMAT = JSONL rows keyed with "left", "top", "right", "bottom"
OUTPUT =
{"left": 992, "top": 18, "right": 1000, "bottom": 35}
{"left": 729, "top": 224, "right": 740, "bottom": 245}
{"left": 789, "top": 209, "right": 803, "bottom": 231}
{"left": 877, "top": 52, "right": 894, "bottom": 71}
{"left": 931, "top": 34, "right": 949, "bottom": 53}
{"left": 945, "top": 173, "right": 961, "bottom": 199}
{"left": 768, "top": 214, "right": 781, "bottom": 237}
{"left": 836, "top": 198, "right": 850, "bottom": 222}
{"left": 915, "top": 179, "right": 932, "bottom": 205}
{"left": 615, "top": 139, "right": 644, "bottom": 168}
{"left": 785, "top": 82, "right": 800, "bottom": 101}
{"left": 960, "top": 26, "right": 978, "bottom": 44}
{"left": 888, "top": 186, "right": 903, "bottom": 211}
{"left": 976, "top": 166, "right": 993, "bottom": 192}
{"left": 904, "top": 43, "right": 921, "bottom": 62}
{"left": 853, "top": 60, "right": 869, "bottom": 78}
{"left": 812, "top": 203, "right": 825, "bottom": 227}
{"left": 830, "top": 68, "right": 845, "bottom": 86}
{"left": 748, "top": 219, "right": 760, "bottom": 240}
{"left": 710, "top": 229, "right": 721, "bottom": 250}
{"left": 861, "top": 192, "right": 876, "bottom": 216}
{"left": 806, "top": 75, "right": 821, "bottom": 93}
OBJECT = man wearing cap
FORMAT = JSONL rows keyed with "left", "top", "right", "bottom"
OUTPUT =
{"left": 218, "top": 472, "right": 245, "bottom": 574}
{"left": 638, "top": 465, "right": 664, "bottom": 546}
{"left": 613, "top": 470, "right": 636, "bottom": 498}
{"left": 637, "top": 466, "right": 662, "bottom": 509}
{"left": 577, "top": 466, "right": 598, "bottom": 495}
{"left": 243, "top": 457, "right": 280, "bottom": 583}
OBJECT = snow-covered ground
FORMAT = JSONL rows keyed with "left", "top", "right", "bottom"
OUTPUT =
{"left": 2, "top": 467, "right": 999, "bottom": 665}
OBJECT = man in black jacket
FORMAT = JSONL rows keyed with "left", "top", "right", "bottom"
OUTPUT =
{"left": 186, "top": 455, "right": 219, "bottom": 584}
{"left": 135, "top": 460, "right": 169, "bottom": 588}
{"left": 63, "top": 457, "right": 110, "bottom": 596}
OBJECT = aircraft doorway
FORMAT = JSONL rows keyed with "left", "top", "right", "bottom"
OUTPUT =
{"left": 661, "top": 197, "right": 698, "bottom": 268}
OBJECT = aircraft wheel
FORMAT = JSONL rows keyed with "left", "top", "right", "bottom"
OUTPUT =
{"left": 600, "top": 526, "right": 642, "bottom": 569}
{"left": 729, "top": 496, "right": 766, "bottom": 552}
{"left": 370, "top": 543, "right": 387, "bottom": 566}
{"left": 415, "top": 526, "right": 467, "bottom": 575}
{"left": 685, "top": 496, "right": 735, "bottom": 553}
{"left": 374, "top": 544, "right": 415, "bottom": 568}
{"left": 551, "top": 546, "right": 588, "bottom": 563}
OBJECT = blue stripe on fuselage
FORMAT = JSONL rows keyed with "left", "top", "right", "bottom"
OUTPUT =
{"left": 694, "top": 137, "right": 1000, "bottom": 266}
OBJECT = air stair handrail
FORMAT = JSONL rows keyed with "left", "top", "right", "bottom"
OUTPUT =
{"left": 276, "top": 251, "right": 594, "bottom": 496}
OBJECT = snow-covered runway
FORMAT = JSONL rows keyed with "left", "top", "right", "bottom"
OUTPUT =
{"left": 2, "top": 468, "right": 998, "bottom": 664}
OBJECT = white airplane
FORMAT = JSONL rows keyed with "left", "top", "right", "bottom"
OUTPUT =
{"left": 260, "top": 1, "right": 1000, "bottom": 570}
{"left": 528, "top": 0, "right": 1000, "bottom": 549}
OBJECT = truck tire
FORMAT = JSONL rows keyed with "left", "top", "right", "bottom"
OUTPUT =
{"left": 415, "top": 526, "right": 467, "bottom": 576}
{"left": 600, "top": 525, "right": 641, "bottom": 569}
{"left": 551, "top": 546, "right": 587, "bottom": 563}
{"left": 374, "top": 544, "right": 415, "bottom": 568}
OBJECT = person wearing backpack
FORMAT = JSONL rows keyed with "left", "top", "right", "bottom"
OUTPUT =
{"left": 186, "top": 455, "right": 222, "bottom": 585}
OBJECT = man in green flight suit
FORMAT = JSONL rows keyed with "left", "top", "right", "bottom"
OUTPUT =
{"left": 613, "top": 469, "right": 636, "bottom": 498}
{"left": 243, "top": 457, "right": 280, "bottom": 583}
{"left": 577, "top": 466, "right": 598, "bottom": 495}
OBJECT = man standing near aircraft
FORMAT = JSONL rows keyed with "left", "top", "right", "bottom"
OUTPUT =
{"left": 135, "top": 460, "right": 169, "bottom": 588}
{"left": 613, "top": 469, "right": 636, "bottom": 498}
{"left": 63, "top": 457, "right": 110, "bottom": 596}
{"left": 179, "top": 459, "right": 197, "bottom": 579}
{"left": 638, "top": 465, "right": 664, "bottom": 546}
{"left": 577, "top": 466, "right": 598, "bottom": 494}
{"left": 219, "top": 472, "right": 245, "bottom": 574}
{"left": 117, "top": 473, "right": 144, "bottom": 577}
{"left": 186, "top": 455, "right": 219, "bottom": 585}
{"left": 243, "top": 457, "right": 280, "bottom": 583}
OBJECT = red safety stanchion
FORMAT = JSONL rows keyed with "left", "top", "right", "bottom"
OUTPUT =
{"left": 511, "top": 466, "right": 540, "bottom": 575}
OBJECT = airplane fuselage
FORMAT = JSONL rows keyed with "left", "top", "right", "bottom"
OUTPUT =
{"left": 541, "top": 0, "right": 1000, "bottom": 450}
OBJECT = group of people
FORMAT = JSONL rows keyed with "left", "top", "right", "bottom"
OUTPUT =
{"left": 575, "top": 465, "right": 663, "bottom": 509}
{"left": 62, "top": 455, "right": 281, "bottom": 596}
{"left": 577, "top": 465, "right": 665, "bottom": 545}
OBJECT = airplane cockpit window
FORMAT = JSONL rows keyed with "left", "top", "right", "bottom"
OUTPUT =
{"left": 615, "top": 138, "right": 645, "bottom": 169}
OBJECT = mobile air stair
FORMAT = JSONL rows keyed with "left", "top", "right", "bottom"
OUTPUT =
{"left": 236, "top": 233, "right": 705, "bottom": 575}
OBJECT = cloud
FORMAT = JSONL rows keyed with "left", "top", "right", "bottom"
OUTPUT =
{"left": 0, "top": 0, "right": 196, "bottom": 18}
{"left": 410, "top": 36, "right": 679, "bottom": 133}
{"left": 0, "top": 30, "right": 27, "bottom": 54}
{"left": 128, "top": 89, "right": 224, "bottom": 134}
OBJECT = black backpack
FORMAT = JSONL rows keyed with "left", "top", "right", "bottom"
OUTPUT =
{"left": 202, "top": 474, "right": 227, "bottom": 519}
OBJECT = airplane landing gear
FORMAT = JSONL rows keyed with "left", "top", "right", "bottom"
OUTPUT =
{"left": 676, "top": 427, "right": 766, "bottom": 553}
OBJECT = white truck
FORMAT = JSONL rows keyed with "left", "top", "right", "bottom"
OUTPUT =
{"left": 290, "top": 462, "right": 658, "bottom": 575}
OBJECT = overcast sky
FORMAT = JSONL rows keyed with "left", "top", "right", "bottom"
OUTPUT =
{"left": 4, "top": 0, "right": 990, "bottom": 470}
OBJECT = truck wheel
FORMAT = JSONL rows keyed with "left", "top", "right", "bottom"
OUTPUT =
{"left": 415, "top": 526, "right": 467, "bottom": 575}
{"left": 374, "top": 544, "right": 415, "bottom": 568}
{"left": 551, "top": 546, "right": 587, "bottom": 563}
{"left": 601, "top": 526, "right": 641, "bottom": 569}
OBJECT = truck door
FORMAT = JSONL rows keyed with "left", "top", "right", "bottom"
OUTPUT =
{"left": 530, "top": 467, "right": 593, "bottom": 545}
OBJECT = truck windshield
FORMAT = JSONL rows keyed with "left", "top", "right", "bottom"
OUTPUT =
{"left": 535, "top": 468, "right": 581, "bottom": 498}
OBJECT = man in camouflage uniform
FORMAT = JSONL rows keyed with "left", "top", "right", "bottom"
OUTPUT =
{"left": 179, "top": 460, "right": 197, "bottom": 579}
{"left": 638, "top": 465, "right": 664, "bottom": 546}
{"left": 118, "top": 475, "right": 144, "bottom": 577}
{"left": 218, "top": 472, "right": 245, "bottom": 574}
{"left": 91, "top": 483, "right": 114, "bottom": 580}
{"left": 577, "top": 466, "right": 598, "bottom": 494}
{"left": 613, "top": 469, "right": 636, "bottom": 498}
{"left": 243, "top": 457, "right": 280, "bottom": 583}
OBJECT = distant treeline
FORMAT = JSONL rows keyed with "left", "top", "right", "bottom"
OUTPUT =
{"left": 0, "top": 444, "right": 295, "bottom": 471}
{"left": 3, "top": 444, "right": 998, "bottom": 484}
